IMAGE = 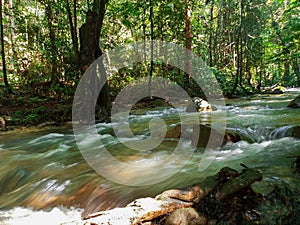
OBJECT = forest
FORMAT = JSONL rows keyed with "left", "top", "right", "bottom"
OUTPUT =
{"left": 0, "top": 0, "right": 300, "bottom": 225}
{"left": 0, "top": 0, "right": 299, "bottom": 126}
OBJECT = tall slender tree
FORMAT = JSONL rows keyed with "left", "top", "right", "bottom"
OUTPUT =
{"left": 66, "top": 0, "right": 79, "bottom": 60}
{"left": 0, "top": 0, "right": 9, "bottom": 89}
{"left": 184, "top": 0, "right": 192, "bottom": 87}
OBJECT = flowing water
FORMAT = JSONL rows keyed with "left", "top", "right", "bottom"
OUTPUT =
{"left": 0, "top": 89, "right": 300, "bottom": 224}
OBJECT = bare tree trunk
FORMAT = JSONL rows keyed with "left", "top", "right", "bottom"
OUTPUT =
{"left": 184, "top": 0, "right": 192, "bottom": 87}
{"left": 208, "top": 0, "right": 214, "bottom": 67}
{"left": 148, "top": 0, "right": 154, "bottom": 97}
{"left": 8, "top": 0, "right": 17, "bottom": 74}
{"left": 0, "top": 0, "right": 9, "bottom": 89}
{"left": 45, "top": 0, "right": 58, "bottom": 83}
{"left": 66, "top": 0, "right": 79, "bottom": 60}
{"left": 229, "top": 0, "right": 244, "bottom": 97}
{"left": 283, "top": 61, "right": 290, "bottom": 83}
{"left": 293, "top": 59, "right": 300, "bottom": 87}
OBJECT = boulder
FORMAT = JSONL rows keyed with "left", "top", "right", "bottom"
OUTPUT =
{"left": 287, "top": 94, "right": 300, "bottom": 108}
{"left": 164, "top": 124, "right": 193, "bottom": 139}
{"left": 270, "top": 125, "right": 300, "bottom": 139}
{"left": 164, "top": 208, "right": 207, "bottom": 225}
{"left": 165, "top": 124, "right": 181, "bottom": 138}
{"left": 186, "top": 97, "right": 215, "bottom": 112}
{"left": 293, "top": 126, "right": 300, "bottom": 138}
{"left": 191, "top": 125, "right": 241, "bottom": 149}
{"left": 0, "top": 116, "right": 6, "bottom": 131}
{"left": 61, "top": 166, "right": 263, "bottom": 225}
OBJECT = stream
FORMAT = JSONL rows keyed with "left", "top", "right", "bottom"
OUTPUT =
{"left": 0, "top": 89, "right": 299, "bottom": 224}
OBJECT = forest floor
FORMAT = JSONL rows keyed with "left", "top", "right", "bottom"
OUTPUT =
{"left": 0, "top": 92, "right": 174, "bottom": 132}
{"left": 0, "top": 93, "right": 73, "bottom": 132}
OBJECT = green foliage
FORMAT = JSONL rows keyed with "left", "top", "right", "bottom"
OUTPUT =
{"left": 0, "top": 0, "right": 299, "bottom": 102}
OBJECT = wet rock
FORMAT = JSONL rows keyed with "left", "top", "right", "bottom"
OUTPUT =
{"left": 292, "top": 126, "right": 300, "bottom": 138}
{"left": 270, "top": 125, "right": 300, "bottom": 139}
{"left": 164, "top": 208, "right": 207, "bottom": 225}
{"left": 186, "top": 97, "right": 215, "bottom": 112}
{"left": 164, "top": 124, "right": 195, "bottom": 139}
{"left": 0, "top": 116, "right": 6, "bottom": 131}
{"left": 292, "top": 156, "right": 300, "bottom": 173}
{"left": 258, "top": 186, "right": 300, "bottom": 225}
{"left": 62, "top": 166, "right": 263, "bottom": 225}
{"left": 287, "top": 94, "right": 300, "bottom": 108}
{"left": 165, "top": 124, "right": 181, "bottom": 138}
{"left": 191, "top": 125, "right": 241, "bottom": 148}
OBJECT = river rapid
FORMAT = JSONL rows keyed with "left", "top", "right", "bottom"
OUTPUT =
{"left": 0, "top": 89, "right": 299, "bottom": 224}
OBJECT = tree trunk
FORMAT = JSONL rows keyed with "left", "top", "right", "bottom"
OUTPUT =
{"left": 79, "top": 0, "right": 111, "bottom": 122}
{"left": 229, "top": 37, "right": 239, "bottom": 98}
{"left": 184, "top": 1, "right": 192, "bottom": 87}
{"left": 283, "top": 61, "right": 290, "bottom": 83}
{"left": 0, "top": 0, "right": 9, "bottom": 89}
{"left": 8, "top": 0, "right": 16, "bottom": 74}
{"left": 293, "top": 59, "right": 300, "bottom": 87}
{"left": 148, "top": 0, "right": 154, "bottom": 97}
{"left": 208, "top": 0, "right": 214, "bottom": 67}
{"left": 66, "top": 0, "right": 79, "bottom": 60}
{"left": 45, "top": 0, "right": 58, "bottom": 83}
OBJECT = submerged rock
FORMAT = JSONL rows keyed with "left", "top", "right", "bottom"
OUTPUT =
{"left": 287, "top": 94, "right": 300, "bottom": 108}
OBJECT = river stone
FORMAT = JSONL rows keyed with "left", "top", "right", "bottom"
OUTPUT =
{"left": 165, "top": 124, "right": 181, "bottom": 138}
{"left": 293, "top": 126, "right": 300, "bottom": 139}
{"left": 287, "top": 94, "right": 300, "bottom": 108}
{"left": 186, "top": 97, "right": 215, "bottom": 112}
{"left": 164, "top": 208, "right": 207, "bottom": 225}
{"left": 191, "top": 125, "right": 241, "bottom": 148}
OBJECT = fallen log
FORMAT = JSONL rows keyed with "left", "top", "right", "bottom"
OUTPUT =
{"left": 61, "top": 165, "right": 263, "bottom": 225}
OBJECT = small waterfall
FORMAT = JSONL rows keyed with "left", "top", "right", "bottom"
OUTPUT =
{"left": 269, "top": 125, "right": 295, "bottom": 140}
{"left": 227, "top": 127, "right": 265, "bottom": 143}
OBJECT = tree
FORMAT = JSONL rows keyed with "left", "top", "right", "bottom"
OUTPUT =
{"left": 45, "top": 0, "right": 58, "bottom": 84}
{"left": 0, "top": 0, "right": 9, "bottom": 90}
{"left": 79, "top": 0, "right": 111, "bottom": 122}
{"left": 66, "top": 0, "right": 79, "bottom": 61}
{"left": 184, "top": 0, "right": 192, "bottom": 87}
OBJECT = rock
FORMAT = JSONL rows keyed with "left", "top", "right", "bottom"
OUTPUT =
{"left": 0, "top": 116, "right": 6, "bottom": 131}
{"left": 62, "top": 197, "right": 192, "bottom": 225}
{"left": 292, "top": 126, "right": 300, "bottom": 138}
{"left": 270, "top": 125, "right": 300, "bottom": 139}
{"left": 61, "top": 166, "right": 263, "bottom": 225}
{"left": 292, "top": 156, "right": 300, "bottom": 173}
{"left": 191, "top": 125, "right": 241, "bottom": 149}
{"left": 287, "top": 94, "right": 300, "bottom": 108}
{"left": 165, "top": 124, "right": 181, "bottom": 138}
{"left": 164, "top": 124, "right": 193, "bottom": 139}
{"left": 186, "top": 97, "right": 215, "bottom": 112}
{"left": 164, "top": 208, "right": 207, "bottom": 225}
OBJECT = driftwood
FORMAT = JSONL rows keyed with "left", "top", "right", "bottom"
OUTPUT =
{"left": 61, "top": 165, "right": 263, "bottom": 225}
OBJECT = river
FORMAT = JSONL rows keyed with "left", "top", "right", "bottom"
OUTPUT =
{"left": 0, "top": 89, "right": 299, "bottom": 224}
